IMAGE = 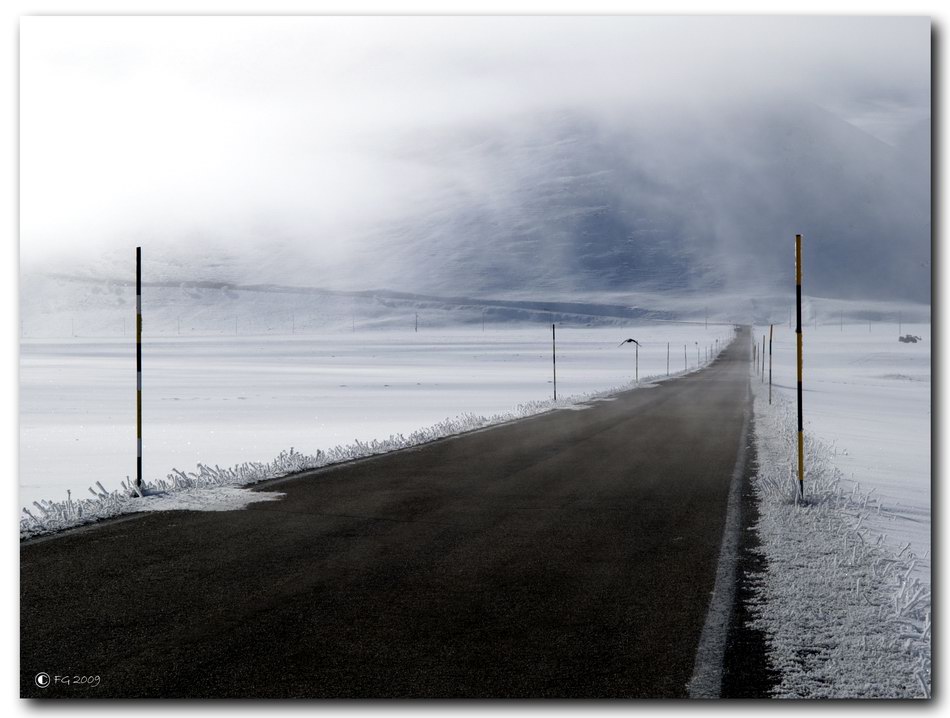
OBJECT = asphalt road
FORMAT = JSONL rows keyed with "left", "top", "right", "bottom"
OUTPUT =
{"left": 22, "top": 328, "right": 752, "bottom": 698}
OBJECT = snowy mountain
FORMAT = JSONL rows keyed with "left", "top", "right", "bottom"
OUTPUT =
{"left": 22, "top": 101, "right": 930, "bottom": 326}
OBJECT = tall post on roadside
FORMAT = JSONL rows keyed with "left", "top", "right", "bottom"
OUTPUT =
{"left": 762, "top": 334, "right": 766, "bottom": 382}
{"left": 135, "top": 247, "right": 143, "bottom": 493}
{"left": 768, "top": 324, "right": 774, "bottom": 404}
{"left": 667, "top": 342, "right": 670, "bottom": 376}
{"left": 552, "top": 323, "right": 557, "bottom": 401}
{"left": 795, "top": 234, "right": 805, "bottom": 498}
{"left": 619, "top": 338, "right": 640, "bottom": 382}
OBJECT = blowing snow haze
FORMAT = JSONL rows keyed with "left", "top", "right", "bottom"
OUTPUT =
{"left": 20, "top": 16, "right": 931, "bottom": 306}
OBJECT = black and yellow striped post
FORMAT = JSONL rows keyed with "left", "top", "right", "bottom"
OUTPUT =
{"left": 135, "top": 247, "right": 143, "bottom": 493}
{"left": 795, "top": 235, "right": 805, "bottom": 498}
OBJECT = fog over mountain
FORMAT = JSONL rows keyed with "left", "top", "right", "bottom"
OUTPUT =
{"left": 20, "top": 16, "right": 931, "bottom": 308}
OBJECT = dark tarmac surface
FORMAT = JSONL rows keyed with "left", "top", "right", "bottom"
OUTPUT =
{"left": 22, "top": 328, "right": 752, "bottom": 698}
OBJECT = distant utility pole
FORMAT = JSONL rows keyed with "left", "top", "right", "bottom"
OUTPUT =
{"left": 552, "top": 323, "right": 557, "bottom": 401}
{"left": 415, "top": 313, "right": 418, "bottom": 333}
{"left": 135, "top": 247, "right": 143, "bottom": 494}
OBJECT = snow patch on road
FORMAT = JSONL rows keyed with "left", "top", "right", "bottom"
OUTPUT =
{"left": 749, "top": 381, "right": 930, "bottom": 698}
{"left": 134, "top": 486, "right": 285, "bottom": 512}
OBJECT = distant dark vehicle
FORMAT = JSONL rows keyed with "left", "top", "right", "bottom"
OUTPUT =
{"left": 899, "top": 334, "right": 922, "bottom": 343}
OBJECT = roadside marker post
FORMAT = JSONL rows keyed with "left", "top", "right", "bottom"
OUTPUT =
{"left": 552, "top": 323, "right": 557, "bottom": 401}
{"left": 667, "top": 342, "right": 670, "bottom": 376}
{"left": 619, "top": 338, "right": 640, "bottom": 383}
{"left": 768, "top": 324, "right": 773, "bottom": 404}
{"left": 795, "top": 235, "right": 805, "bottom": 498}
{"left": 135, "top": 247, "right": 143, "bottom": 494}
{"left": 762, "top": 334, "right": 766, "bottom": 383}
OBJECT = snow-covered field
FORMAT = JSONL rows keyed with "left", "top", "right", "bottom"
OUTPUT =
{"left": 749, "top": 321, "right": 931, "bottom": 698}
{"left": 752, "top": 321, "right": 931, "bottom": 583}
{"left": 19, "top": 323, "right": 734, "bottom": 526}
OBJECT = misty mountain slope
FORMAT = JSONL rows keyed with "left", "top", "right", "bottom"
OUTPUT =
{"left": 242, "top": 103, "right": 932, "bottom": 301}
{"left": 26, "top": 102, "right": 929, "bottom": 309}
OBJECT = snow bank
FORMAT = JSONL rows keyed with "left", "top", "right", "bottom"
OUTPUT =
{"left": 749, "top": 379, "right": 930, "bottom": 698}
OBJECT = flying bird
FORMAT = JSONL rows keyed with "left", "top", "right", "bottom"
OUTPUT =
{"left": 618, "top": 338, "right": 640, "bottom": 347}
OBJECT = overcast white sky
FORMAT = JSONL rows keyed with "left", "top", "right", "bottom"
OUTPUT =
{"left": 19, "top": 15, "right": 930, "bottom": 268}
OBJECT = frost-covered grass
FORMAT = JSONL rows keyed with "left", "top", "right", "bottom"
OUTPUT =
{"left": 749, "top": 377, "right": 931, "bottom": 699}
{"left": 20, "top": 335, "right": 728, "bottom": 540}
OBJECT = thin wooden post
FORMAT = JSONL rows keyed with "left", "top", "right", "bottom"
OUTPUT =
{"left": 135, "top": 247, "right": 142, "bottom": 493}
{"left": 795, "top": 235, "right": 805, "bottom": 498}
{"left": 768, "top": 324, "right": 774, "bottom": 404}
{"left": 552, "top": 323, "right": 557, "bottom": 401}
